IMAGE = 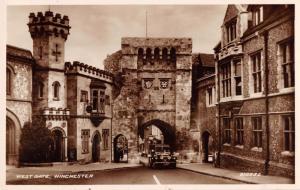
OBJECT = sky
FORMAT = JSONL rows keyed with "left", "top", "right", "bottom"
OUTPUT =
{"left": 7, "top": 5, "right": 227, "bottom": 69}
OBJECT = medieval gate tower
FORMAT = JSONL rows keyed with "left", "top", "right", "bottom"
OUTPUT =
{"left": 110, "top": 37, "right": 194, "bottom": 161}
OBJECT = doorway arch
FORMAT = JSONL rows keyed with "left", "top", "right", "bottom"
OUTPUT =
{"left": 51, "top": 128, "right": 65, "bottom": 162}
{"left": 138, "top": 119, "right": 176, "bottom": 152}
{"left": 6, "top": 117, "right": 16, "bottom": 165}
{"left": 113, "top": 134, "right": 128, "bottom": 163}
{"left": 92, "top": 131, "right": 101, "bottom": 162}
{"left": 6, "top": 109, "right": 21, "bottom": 166}
{"left": 202, "top": 131, "right": 211, "bottom": 163}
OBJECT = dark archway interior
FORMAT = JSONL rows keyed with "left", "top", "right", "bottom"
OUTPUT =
{"left": 92, "top": 133, "right": 100, "bottom": 162}
{"left": 113, "top": 134, "right": 128, "bottom": 163}
{"left": 52, "top": 130, "right": 64, "bottom": 162}
{"left": 138, "top": 119, "right": 176, "bottom": 152}
{"left": 202, "top": 131, "right": 210, "bottom": 163}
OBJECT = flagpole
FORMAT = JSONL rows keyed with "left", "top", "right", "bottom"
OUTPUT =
{"left": 146, "top": 10, "right": 148, "bottom": 38}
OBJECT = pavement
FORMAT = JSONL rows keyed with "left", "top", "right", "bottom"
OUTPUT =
{"left": 6, "top": 161, "right": 294, "bottom": 184}
{"left": 177, "top": 163, "right": 294, "bottom": 184}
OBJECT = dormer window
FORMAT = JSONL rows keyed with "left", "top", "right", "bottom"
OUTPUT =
{"left": 226, "top": 20, "right": 237, "bottom": 43}
{"left": 252, "top": 6, "right": 263, "bottom": 26}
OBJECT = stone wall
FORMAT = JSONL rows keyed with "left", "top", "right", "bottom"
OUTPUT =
{"left": 110, "top": 37, "right": 193, "bottom": 162}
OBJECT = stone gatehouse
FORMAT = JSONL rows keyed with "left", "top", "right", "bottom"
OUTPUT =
{"left": 105, "top": 38, "right": 196, "bottom": 162}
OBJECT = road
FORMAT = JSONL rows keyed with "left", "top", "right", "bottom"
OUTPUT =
{"left": 7, "top": 166, "right": 243, "bottom": 185}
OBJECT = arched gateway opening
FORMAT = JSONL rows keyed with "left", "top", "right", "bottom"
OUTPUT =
{"left": 202, "top": 131, "right": 212, "bottom": 163}
{"left": 138, "top": 119, "right": 176, "bottom": 154}
{"left": 113, "top": 134, "right": 128, "bottom": 163}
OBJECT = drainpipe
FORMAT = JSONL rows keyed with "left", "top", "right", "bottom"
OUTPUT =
{"left": 263, "top": 30, "right": 270, "bottom": 175}
{"left": 110, "top": 102, "right": 113, "bottom": 163}
{"left": 216, "top": 56, "right": 221, "bottom": 168}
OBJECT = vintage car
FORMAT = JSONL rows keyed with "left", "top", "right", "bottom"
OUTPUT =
{"left": 148, "top": 144, "right": 176, "bottom": 169}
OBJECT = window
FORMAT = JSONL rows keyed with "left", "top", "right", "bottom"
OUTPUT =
{"left": 6, "top": 68, "right": 12, "bottom": 95}
{"left": 81, "top": 129, "right": 90, "bottom": 154}
{"left": 146, "top": 48, "right": 152, "bottom": 60}
{"left": 91, "top": 89, "right": 105, "bottom": 114}
{"left": 80, "top": 90, "right": 88, "bottom": 102}
{"left": 252, "top": 6, "right": 263, "bottom": 26}
{"left": 206, "top": 87, "right": 214, "bottom": 106}
{"left": 252, "top": 117, "right": 263, "bottom": 148}
{"left": 223, "top": 118, "right": 231, "bottom": 144}
{"left": 38, "top": 82, "right": 44, "bottom": 98}
{"left": 235, "top": 118, "right": 244, "bottom": 145}
{"left": 279, "top": 40, "right": 294, "bottom": 88}
{"left": 138, "top": 48, "right": 144, "bottom": 61}
{"left": 170, "top": 48, "right": 176, "bottom": 63}
{"left": 105, "top": 95, "right": 110, "bottom": 105}
{"left": 99, "top": 91, "right": 105, "bottom": 113}
{"left": 251, "top": 52, "right": 262, "bottom": 93}
{"left": 92, "top": 90, "right": 98, "bottom": 111}
{"left": 39, "top": 46, "right": 43, "bottom": 59}
{"left": 162, "top": 48, "right": 168, "bottom": 60}
{"left": 283, "top": 116, "right": 295, "bottom": 152}
{"left": 102, "top": 129, "right": 109, "bottom": 150}
{"left": 52, "top": 81, "right": 60, "bottom": 100}
{"left": 234, "top": 60, "right": 242, "bottom": 96}
{"left": 154, "top": 48, "right": 160, "bottom": 60}
{"left": 221, "top": 63, "right": 231, "bottom": 97}
{"left": 226, "top": 20, "right": 237, "bottom": 43}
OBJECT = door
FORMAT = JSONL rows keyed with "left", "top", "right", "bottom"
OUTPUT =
{"left": 92, "top": 133, "right": 100, "bottom": 162}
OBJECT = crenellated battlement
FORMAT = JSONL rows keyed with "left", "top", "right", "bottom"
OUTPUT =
{"left": 28, "top": 11, "right": 71, "bottom": 40}
{"left": 65, "top": 61, "right": 114, "bottom": 82}
{"left": 121, "top": 37, "right": 192, "bottom": 55}
{"left": 42, "top": 107, "right": 70, "bottom": 120}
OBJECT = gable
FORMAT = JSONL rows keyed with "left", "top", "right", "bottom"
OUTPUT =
{"left": 223, "top": 5, "right": 239, "bottom": 23}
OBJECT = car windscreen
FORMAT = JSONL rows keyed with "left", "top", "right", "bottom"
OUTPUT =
{"left": 155, "top": 146, "right": 170, "bottom": 153}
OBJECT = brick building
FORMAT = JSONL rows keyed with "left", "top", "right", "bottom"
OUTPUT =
{"left": 214, "top": 5, "right": 294, "bottom": 177}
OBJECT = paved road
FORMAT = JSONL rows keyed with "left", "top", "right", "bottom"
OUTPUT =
{"left": 7, "top": 166, "right": 242, "bottom": 185}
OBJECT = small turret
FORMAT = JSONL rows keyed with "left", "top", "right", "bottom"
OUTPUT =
{"left": 28, "top": 11, "right": 71, "bottom": 40}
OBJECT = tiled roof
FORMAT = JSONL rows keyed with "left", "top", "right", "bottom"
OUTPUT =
{"left": 192, "top": 53, "right": 214, "bottom": 67}
{"left": 7, "top": 45, "right": 34, "bottom": 62}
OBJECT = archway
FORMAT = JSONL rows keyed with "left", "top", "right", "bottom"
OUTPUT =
{"left": 92, "top": 132, "right": 101, "bottom": 162}
{"left": 51, "top": 129, "right": 65, "bottom": 162}
{"left": 6, "top": 109, "right": 21, "bottom": 166}
{"left": 6, "top": 117, "right": 16, "bottom": 165}
{"left": 138, "top": 119, "right": 176, "bottom": 154}
{"left": 202, "top": 131, "right": 211, "bottom": 163}
{"left": 113, "top": 134, "right": 128, "bottom": 163}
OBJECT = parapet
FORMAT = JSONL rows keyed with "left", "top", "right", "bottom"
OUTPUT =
{"left": 43, "top": 107, "right": 70, "bottom": 120}
{"left": 65, "top": 61, "right": 114, "bottom": 83}
{"left": 28, "top": 11, "right": 71, "bottom": 40}
{"left": 121, "top": 37, "right": 192, "bottom": 55}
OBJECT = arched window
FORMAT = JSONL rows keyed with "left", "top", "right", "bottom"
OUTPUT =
{"left": 138, "top": 48, "right": 144, "bottom": 61}
{"left": 154, "top": 48, "right": 160, "bottom": 60}
{"left": 162, "top": 48, "right": 168, "bottom": 60}
{"left": 52, "top": 81, "right": 60, "bottom": 100}
{"left": 38, "top": 82, "right": 44, "bottom": 98}
{"left": 146, "top": 48, "right": 152, "bottom": 60}
{"left": 6, "top": 68, "right": 12, "bottom": 95}
{"left": 170, "top": 48, "right": 176, "bottom": 63}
